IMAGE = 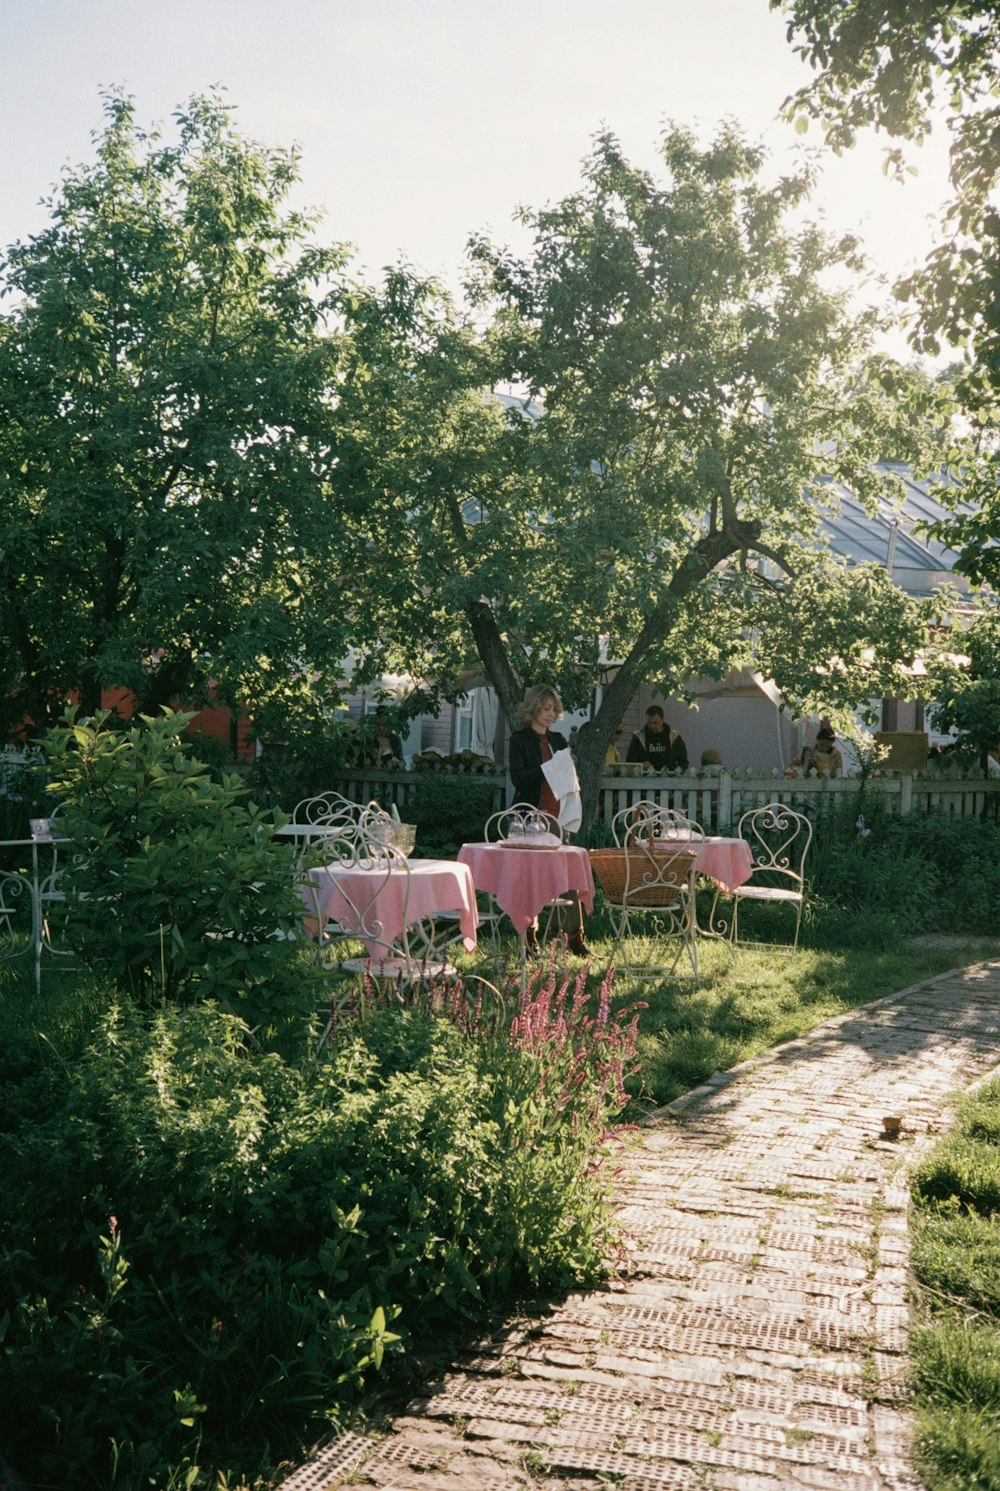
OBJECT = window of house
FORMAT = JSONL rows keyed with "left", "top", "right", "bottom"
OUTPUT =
{"left": 454, "top": 696, "right": 474, "bottom": 751}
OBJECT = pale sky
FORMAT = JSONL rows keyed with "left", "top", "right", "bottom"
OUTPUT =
{"left": 2, "top": 0, "right": 953, "bottom": 342}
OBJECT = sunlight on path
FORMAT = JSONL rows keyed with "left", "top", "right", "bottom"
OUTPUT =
{"left": 283, "top": 960, "right": 1000, "bottom": 1491}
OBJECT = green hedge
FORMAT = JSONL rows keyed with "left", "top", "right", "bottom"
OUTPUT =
{"left": 0, "top": 968, "right": 636, "bottom": 1490}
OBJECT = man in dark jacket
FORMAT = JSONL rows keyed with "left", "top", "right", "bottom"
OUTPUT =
{"left": 626, "top": 705, "right": 688, "bottom": 772}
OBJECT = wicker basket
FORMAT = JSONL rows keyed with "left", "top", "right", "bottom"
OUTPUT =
{"left": 589, "top": 845, "right": 698, "bottom": 907}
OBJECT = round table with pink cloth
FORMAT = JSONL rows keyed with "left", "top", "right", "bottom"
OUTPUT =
{"left": 457, "top": 842, "right": 595, "bottom": 934}
{"left": 694, "top": 836, "right": 753, "bottom": 892}
{"left": 302, "top": 857, "right": 478, "bottom": 960}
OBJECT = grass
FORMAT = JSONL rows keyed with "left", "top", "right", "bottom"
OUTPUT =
{"left": 910, "top": 1077, "right": 1000, "bottom": 1491}
{"left": 458, "top": 895, "right": 983, "bottom": 1112}
{"left": 5, "top": 899, "right": 999, "bottom": 1491}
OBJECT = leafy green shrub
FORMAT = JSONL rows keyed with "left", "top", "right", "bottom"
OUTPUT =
{"left": 0, "top": 965, "right": 636, "bottom": 1490}
{"left": 881, "top": 812, "right": 1000, "bottom": 933}
{"left": 404, "top": 773, "right": 498, "bottom": 856}
{"left": 41, "top": 709, "right": 316, "bottom": 1013}
{"left": 245, "top": 723, "right": 362, "bottom": 814}
{"left": 803, "top": 798, "right": 1000, "bottom": 938}
{"left": 182, "top": 728, "right": 234, "bottom": 777}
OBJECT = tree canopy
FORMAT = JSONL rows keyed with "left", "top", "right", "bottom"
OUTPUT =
{"left": 341, "top": 124, "right": 951, "bottom": 821}
{"left": 774, "top": 0, "right": 1000, "bottom": 362}
{"left": 774, "top": 0, "right": 1000, "bottom": 742}
{"left": 0, "top": 91, "right": 352, "bottom": 737}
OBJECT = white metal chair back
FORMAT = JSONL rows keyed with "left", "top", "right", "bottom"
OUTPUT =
{"left": 288, "top": 796, "right": 393, "bottom": 869}
{"left": 292, "top": 791, "right": 364, "bottom": 827}
{"left": 729, "top": 802, "right": 813, "bottom": 950}
{"left": 485, "top": 802, "right": 561, "bottom": 843}
{"left": 593, "top": 802, "right": 703, "bottom": 985}
{"left": 610, "top": 800, "right": 705, "bottom": 847}
{"left": 0, "top": 861, "right": 34, "bottom": 977}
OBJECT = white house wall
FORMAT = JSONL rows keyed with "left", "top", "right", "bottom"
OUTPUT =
{"left": 660, "top": 691, "right": 796, "bottom": 771}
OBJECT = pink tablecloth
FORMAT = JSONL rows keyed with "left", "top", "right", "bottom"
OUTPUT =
{"left": 302, "top": 858, "right": 477, "bottom": 958}
{"left": 458, "top": 842, "right": 595, "bottom": 934}
{"left": 694, "top": 836, "right": 753, "bottom": 893}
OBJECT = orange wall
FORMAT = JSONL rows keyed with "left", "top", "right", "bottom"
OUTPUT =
{"left": 96, "top": 687, "right": 256, "bottom": 763}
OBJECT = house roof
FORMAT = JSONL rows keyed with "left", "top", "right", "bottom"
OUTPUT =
{"left": 816, "top": 464, "right": 974, "bottom": 598}
{"left": 483, "top": 398, "right": 983, "bottom": 599}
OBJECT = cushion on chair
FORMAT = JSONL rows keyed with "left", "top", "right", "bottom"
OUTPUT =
{"left": 731, "top": 885, "right": 803, "bottom": 903}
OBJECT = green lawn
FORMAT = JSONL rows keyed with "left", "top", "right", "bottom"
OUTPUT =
{"left": 457, "top": 904, "right": 986, "bottom": 1111}
{"left": 909, "top": 1078, "right": 1000, "bottom": 1491}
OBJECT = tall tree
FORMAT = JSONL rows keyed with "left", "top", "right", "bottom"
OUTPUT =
{"left": 0, "top": 91, "right": 352, "bottom": 737}
{"left": 774, "top": 0, "right": 1000, "bottom": 363}
{"left": 339, "top": 125, "right": 950, "bottom": 828}
{"left": 773, "top": 1, "right": 1000, "bottom": 740}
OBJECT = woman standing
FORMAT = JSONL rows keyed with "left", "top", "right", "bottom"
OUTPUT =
{"left": 507, "top": 684, "right": 590, "bottom": 957}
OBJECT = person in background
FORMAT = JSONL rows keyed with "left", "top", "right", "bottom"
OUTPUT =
{"left": 700, "top": 747, "right": 722, "bottom": 768}
{"left": 801, "top": 720, "right": 843, "bottom": 776}
{"left": 605, "top": 722, "right": 626, "bottom": 766}
{"left": 507, "top": 683, "right": 591, "bottom": 958}
{"left": 373, "top": 707, "right": 404, "bottom": 767}
{"left": 567, "top": 725, "right": 579, "bottom": 751}
{"left": 627, "top": 704, "right": 689, "bottom": 772}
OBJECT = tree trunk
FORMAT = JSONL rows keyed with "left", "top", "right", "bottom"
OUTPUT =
{"left": 463, "top": 518, "right": 759, "bottom": 837}
{"left": 570, "top": 519, "right": 761, "bottom": 836}
{"left": 464, "top": 599, "right": 524, "bottom": 729}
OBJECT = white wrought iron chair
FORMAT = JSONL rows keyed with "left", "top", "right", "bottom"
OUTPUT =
{"left": 724, "top": 802, "right": 813, "bottom": 951}
{"left": 589, "top": 801, "right": 704, "bottom": 986}
{"left": 31, "top": 808, "right": 77, "bottom": 991}
{"left": 299, "top": 813, "right": 461, "bottom": 990}
{"left": 0, "top": 859, "right": 35, "bottom": 979}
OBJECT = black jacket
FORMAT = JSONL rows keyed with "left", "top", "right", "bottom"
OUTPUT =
{"left": 508, "top": 727, "right": 568, "bottom": 808}
{"left": 626, "top": 725, "right": 688, "bottom": 772}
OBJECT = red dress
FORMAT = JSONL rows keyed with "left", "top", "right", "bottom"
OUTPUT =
{"left": 537, "top": 733, "right": 560, "bottom": 820}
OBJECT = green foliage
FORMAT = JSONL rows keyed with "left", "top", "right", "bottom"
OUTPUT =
{"left": 910, "top": 1076, "right": 1000, "bottom": 1490}
{"left": 925, "top": 606, "right": 1000, "bottom": 758}
{"left": 41, "top": 708, "right": 313, "bottom": 1012}
{"left": 793, "top": 797, "right": 1000, "bottom": 939}
{"left": 405, "top": 773, "right": 498, "bottom": 856}
{"left": 775, "top": 0, "right": 1000, "bottom": 350}
{"left": 244, "top": 724, "right": 362, "bottom": 815}
{"left": 181, "top": 729, "right": 234, "bottom": 778}
{"left": 0, "top": 89, "right": 353, "bottom": 736}
{"left": 775, "top": 0, "right": 1000, "bottom": 595}
{"left": 340, "top": 122, "right": 945, "bottom": 829}
{"left": 0, "top": 965, "right": 634, "bottom": 1490}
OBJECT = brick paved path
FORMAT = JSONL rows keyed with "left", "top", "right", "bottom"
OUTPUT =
{"left": 282, "top": 960, "right": 1000, "bottom": 1491}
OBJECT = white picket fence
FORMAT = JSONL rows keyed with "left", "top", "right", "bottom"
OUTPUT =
{"left": 332, "top": 765, "right": 1000, "bottom": 833}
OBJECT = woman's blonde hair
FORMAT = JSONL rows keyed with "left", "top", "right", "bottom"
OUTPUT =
{"left": 517, "top": 684, "right": 563, "bottom": 728}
